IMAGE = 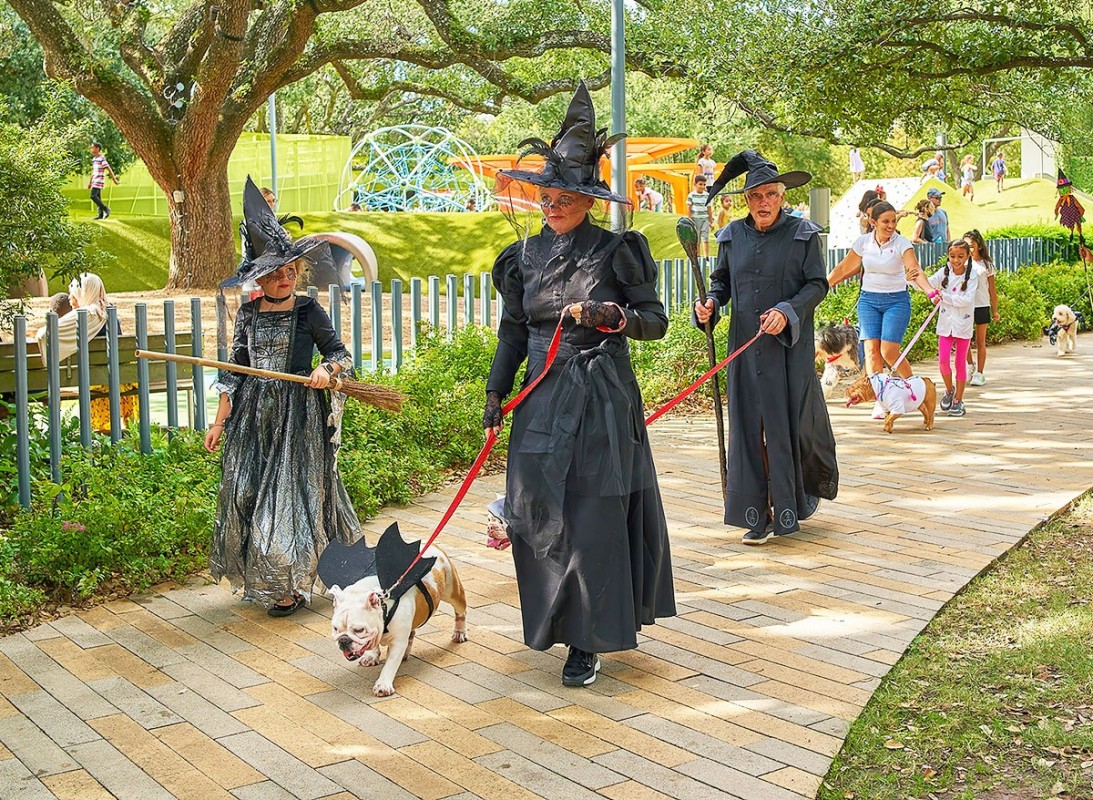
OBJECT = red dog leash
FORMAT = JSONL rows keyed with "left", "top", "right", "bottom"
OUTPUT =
{"left": 386, "top": 317, "right": 763, "bottom": 596}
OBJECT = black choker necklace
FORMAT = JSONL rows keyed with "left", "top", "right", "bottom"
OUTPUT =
{"left": 263, "top": 292, "right": 293, "bottom": 304}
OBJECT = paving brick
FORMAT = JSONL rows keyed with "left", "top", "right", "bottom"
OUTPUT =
{"left": 742, "top": 736, "right": 834, "bottom": 776}
{"left": 87, "top": 643, "right": 173, "bottom": 689}
{"left": 172, "top": 615, "right": 254, "bottom": 654}
{"left": 591, "top": 748, "right": 740, "bottom": 800}
{"left": 317, "top": 759, "right": 419, "bottom": 800}
{"left": 400, "top": 739, "right": 541, "bottom": 800}
{"left": 40, "top": 768, "right": 114, "bottom": 799}
{"left": 230, "top": 780, "right": 298, "bottom": 800}
{"left": 597, "top": 779, "right": 678, "bottom": 800}
{"left": 373, "top": 695, "right": 502, "bottom": 758}
{"left": 8, "top": 690, "right": 100, "bottom": 747}
{"left": 49, "top": 615, "right": 112, "bottom": 649}
{"left": 0, "top": 653, "right": 40, "bottom": 697}
{"left": 475, "top": 749, "right": 607, "bottom": 799}
{"left": 104, "top": 624, "right": 190, "bottom": 668}
{"left": 625, "top": 714, "right": 782, "bottom": 776}
{"left": 233, "top": 704, "right": 346, "bottom": 768}
{"left": 133, "top": 594, "right": 191, "bottom": 620}
{"left": 144, "top": 680, "right": 252, "bottom": 738}
{"left": 449, "top": 661, "right": 569, "bottom": 712}
{"left": 218, "top": 732, "right": 342, "bottom": 800}
{"left": 680, "top": 675, "right": 828, "bottom": 727}
{"left": 0, "top": 636, "right": 116, "bottom": 719}
{"left": 548, "top": 708, "right": 693, "bottom": 768}
{"left": 87, "top": 677, "right": 183, "bottom": 729}
{"left": 675, "top": 756, "right": 810, "bottom": 800}
{"left": 34, "top": 638, "right": 116, "bottom": 684}
{"left": 293, "top": 688, "right": 427, "bottom": 749}
{"left": 67, "top": 738, "right": 173, "bottom": 800}
{"left": 232, "top": 648, "right": 332, "bottom": 696}
{"left": 0, "top": 710, "right": 81, "bottom": 776}
{"left": 0, "top": 756, "right": 56, "bottom": 800}
{"left": 477, "top": 722, "right": 622, "bottom": 789}
{"left": 161, "top": 661, "right": 262, "bottom": 712}
{"left": 177, "top": 642, "right": 268, "bottom": 689}
{"left": 22, "top": 624, "right": 63, "bottom": 642}
{"left": 763, "top": 765, "right": 823, "bottom": 797}
{"left": 153, "top": 722, "right": 264, "bottom": 789}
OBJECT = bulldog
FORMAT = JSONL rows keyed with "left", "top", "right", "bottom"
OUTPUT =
{"left": 329, "top": 542, "right": 467, "bottom": 697}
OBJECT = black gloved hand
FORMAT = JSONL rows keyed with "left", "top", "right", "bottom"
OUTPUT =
{"left": 574, "top": 300, "right": 623, "bottom": 329}
{"left": 483, "top": 391, "right": 503, "bottom": 431}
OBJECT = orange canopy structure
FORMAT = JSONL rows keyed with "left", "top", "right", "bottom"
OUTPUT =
{"left": 469, "top": 138, "right": 716, "bottom": 213}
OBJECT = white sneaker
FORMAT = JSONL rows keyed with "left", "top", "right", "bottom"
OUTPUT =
{"left": 870, "top": 401, "right": 886, "bottom": 420}
{"left": 969, "top": 372, "right": 986, "bottom": 386}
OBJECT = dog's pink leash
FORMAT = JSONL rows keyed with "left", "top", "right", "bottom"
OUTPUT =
{"left": 888, "top": 303, "right": 940, "bottom": 375}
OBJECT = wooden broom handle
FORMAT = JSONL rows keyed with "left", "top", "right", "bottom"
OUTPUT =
{"left": 135, "top": 349, "right": 338, "bottom": 389}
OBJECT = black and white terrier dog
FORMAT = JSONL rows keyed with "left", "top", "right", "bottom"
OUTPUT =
{"left": 815, "top": 321, "right": 861, "bottom": 399}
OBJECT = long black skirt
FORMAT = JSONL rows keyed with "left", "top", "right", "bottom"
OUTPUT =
{"left": 504, "top": 351, "right": 676, "bottom": 653}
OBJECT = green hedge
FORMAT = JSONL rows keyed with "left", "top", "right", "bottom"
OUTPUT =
{"left": 1, "top": 261, "right": 1088, "bottom": 627}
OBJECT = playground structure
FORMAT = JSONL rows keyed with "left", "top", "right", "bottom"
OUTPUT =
{"left": 337, "top": 126, "right": 493, "bottom": 213}
{"left": 471, "top": 138, "right": 712, "bottom": 212}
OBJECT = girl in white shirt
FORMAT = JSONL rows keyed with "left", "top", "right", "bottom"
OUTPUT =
{"left": 928, "top": 240, "right": 978, "bottom": 417}
{"left": 963, "top": 229, "right": 1000, "bottom": 385}
{"left": 695, "top": 143, "right": 716, "bottom": 184}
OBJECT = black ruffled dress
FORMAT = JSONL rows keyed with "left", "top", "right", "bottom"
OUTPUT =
{"left": 210, "top": 297, "right": 360, "bottom": 608}
{"left": 488, "top": 218, "right": 676, "bottom": 653}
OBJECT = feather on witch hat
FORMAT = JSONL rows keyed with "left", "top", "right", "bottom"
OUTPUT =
{"left": 220, "top": 177, "right": 332, "bottom": 288}
{"left": 495, "top": 82, "right": 629, "bottom": 204}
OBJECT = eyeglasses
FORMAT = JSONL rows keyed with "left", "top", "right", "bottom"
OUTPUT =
{"left": 744, "top": 189, "right": 782, "bottom": 203}
{"left": 539, "top": 195, "right": 580, "bottom": 211}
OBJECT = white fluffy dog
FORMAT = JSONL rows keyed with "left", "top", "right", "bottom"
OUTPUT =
{"left": 1052, "top": 304, "right": 1079, "bottom": 356}
{"left": 815, "top": 323, "right": 861, "bottom": 399}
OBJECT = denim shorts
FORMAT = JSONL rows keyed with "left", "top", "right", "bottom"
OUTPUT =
{"left": 857, "top": 290, "right": 911, "bottom": 343}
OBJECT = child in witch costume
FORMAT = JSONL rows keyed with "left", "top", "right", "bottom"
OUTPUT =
{"left": 1055, "top": 170, "right": 1086, "bottom": 245}
{"left": 205, "top": 177, "right": 361, "bottom": 616}
{"left": 486, "top": 82, "right": 676, "bottom": 687}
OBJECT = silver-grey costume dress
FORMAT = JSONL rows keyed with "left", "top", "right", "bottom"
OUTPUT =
{"left": 210, "top": 297, "right": 359, "bottom": 608}
{"left": 488, "top": 219, "right": 676, "bottom": 653}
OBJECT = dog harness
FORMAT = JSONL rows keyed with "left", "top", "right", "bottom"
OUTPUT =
{"left": 870, "top": 374, "right": 927, "bottom": 416}
{"left": 380, "top": 581, "right": 435, "bottom": 633}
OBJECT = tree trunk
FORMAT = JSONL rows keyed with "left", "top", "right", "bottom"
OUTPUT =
{"left": 165, "top": 166, "right": 236, "bottom": 290}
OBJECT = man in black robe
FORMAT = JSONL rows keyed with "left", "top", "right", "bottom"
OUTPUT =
{"left": 695, "top": 151, "right": 838, "bottom": 544}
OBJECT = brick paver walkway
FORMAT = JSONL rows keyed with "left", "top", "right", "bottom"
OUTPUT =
{"left": 3, "top": 338, "right": 1091, "bottom": 800}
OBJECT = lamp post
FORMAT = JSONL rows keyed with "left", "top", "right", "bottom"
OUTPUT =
{"left": 610, "top": 0, "right": 626, "bottom": 232}
{"left": 268, "top": 93, "right": 279, "bottom": 210}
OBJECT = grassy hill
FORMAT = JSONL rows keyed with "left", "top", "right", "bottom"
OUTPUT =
{"left": 66, "top": 209, "right": 688, "bottom": 293}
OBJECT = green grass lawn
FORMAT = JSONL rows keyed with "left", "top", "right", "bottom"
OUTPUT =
{"left": 821, "top": 494, "right": 1093, "bottom": 800}
{"left": 68, "top": 209, "right": 688, "bottom": 294}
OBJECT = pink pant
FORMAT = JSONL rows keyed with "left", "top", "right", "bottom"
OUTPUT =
{"left": 938, "top": 335, "right": 971, "bottom": 382}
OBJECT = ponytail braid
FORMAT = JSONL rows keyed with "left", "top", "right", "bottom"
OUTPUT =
{"left": 942, "top": 263, "right": 951, "bottom": 289}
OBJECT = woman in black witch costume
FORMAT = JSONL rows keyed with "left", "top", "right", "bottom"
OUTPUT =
{"left": 205, "top": 177, "right": 361, "bottom": 616}
{"left": 485, "top": 83, "right": 676, "bottom": 687}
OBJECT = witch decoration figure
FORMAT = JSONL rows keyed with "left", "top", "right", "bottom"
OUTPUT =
{"left": 485, "top": 82, "right": 676, "bottom": 687}
{"left": 1055, "top": 169, "right": 1086, "bottom": 245}
{"left": 205, "top": 177, "right": 361, "bottom": 617}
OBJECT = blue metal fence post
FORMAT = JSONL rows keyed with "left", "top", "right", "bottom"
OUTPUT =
{"left": 480, "top": 273, "right": 492, "bottom": 328}
{"left": 428, "top": 275, "right": 440, "bottom": 330}
{"left": 446, "top": 274, "right": 457, "bottom": 340}
{"left": 663, "top": 259, "right": 673, "bottom": 311}
{"left": 190, "top": 298, "right": 206, "bottom": 430}
{"left": 14, "top": 317, "right": 31, "bottom": 509}
{"left": 164, "top": 300, "right": 178, "bottom": 438}
{"left": 44, "top": 312, "right": 62, "bottom": 484}
{"left": 135, "top": 304, "right": 152, "bottom": 454}
{"left": 106, "top": 306, "right": 122, "bottom": 443}
{"left": 370, "top": 280, "right": 383, "bottom": 372}
{"left": 329, "top": 284, "right": 342, "bottom": 339}
{"left": 463, "top": 273, "right": 475, "bottom": 326}
{"left": 351, "top": 282, "right": 363, "bottom": 372}
{"left": 410, "top": 277, "right": 423, "bottom": 349}
{"left": 76, "top": 309, "right": 92, "bottom": 448}
{"left": 391, "top": 279, "right": 404, "bottom": 371}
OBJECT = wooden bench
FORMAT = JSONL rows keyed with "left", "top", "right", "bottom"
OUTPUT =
{"left": 0, "top": 333, "right": 195, "bottom": 398}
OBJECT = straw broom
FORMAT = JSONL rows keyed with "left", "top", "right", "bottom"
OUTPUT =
{"left": 135, "top": 350, "right": 405, "bottom": 411}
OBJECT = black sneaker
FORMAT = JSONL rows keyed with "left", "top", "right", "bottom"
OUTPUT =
{"left": 742, "top": 528, "right": 775, "bottom": 545}
{"left": 562, "top": 647, "right": 600, "bottom": 687}
{"left": 948, "top": 401, "right": 966, "bottom": 417}
{"left": 104, "top": 207, "right": 111, "bottom": 218}
{"left": 940, "top": 389, "right": 954, "bottom": 412}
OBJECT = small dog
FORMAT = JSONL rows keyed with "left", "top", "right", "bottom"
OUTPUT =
{"left": 329, "top": 543, "right": 467, "bottom": 697}
{"left": 845, "top": 372, "right": 937, "bottom": 433}
{"left": 815, "top": 322, "right": 861, "bottom": 399}
{"left": 1050, "top": 304, "right": 1079, "bottom": 356}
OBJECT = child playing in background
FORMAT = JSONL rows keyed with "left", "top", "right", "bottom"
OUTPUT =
{"left": 686, "top": 175, "right": 713, "bottom": 258}
{"left": 929, "top": 240, "right": 978, "bottom": 417}
{"left": 695, "top": 143, "right": 716, "bottom": 184}
{"left": 634, "top": 178, "right": 663, "bottom": 212}
{"left": 716, "top": 193, "right": 733, "bottom": 231}
{"left": 963, "top": 229, "right": 1000, "bottom": 386}
{"left": 991, "top": 150, "right": 1007, "bottom": 193}
{"left": 960, "top": 155, "right": 978, "bottom": 202}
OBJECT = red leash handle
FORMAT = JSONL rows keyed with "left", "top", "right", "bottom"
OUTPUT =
{"left": 387, "top": 316, "right": 567, "bottom": 594}
{"left": 645, "top": 331, "right": 762, "bottom": 425}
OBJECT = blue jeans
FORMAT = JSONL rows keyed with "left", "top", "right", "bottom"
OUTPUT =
{"left": 858, "top": 290, "right": 911, "bottom": 343}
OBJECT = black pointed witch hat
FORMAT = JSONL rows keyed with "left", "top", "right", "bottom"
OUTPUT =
{"left": 496, "top": 82, "right": 629, "bottom": 204}
{"left": 707, "top": 150, "right": 812, "bottom": 202}
{"left": 220, "top": 176, "right": 331, "bottom": 288}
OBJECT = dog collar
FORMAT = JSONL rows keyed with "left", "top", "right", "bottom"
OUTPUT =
{"left": 380, "top": 581, "right": 436, "bottom": 633}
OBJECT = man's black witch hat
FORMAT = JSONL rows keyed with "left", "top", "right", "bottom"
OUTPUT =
{"left": 220, "top": 177, "right": 331, "bottom": 288}
{"left": 496, "top": 82, "right": 629, "bottom": 204}
{"left": 707, "top": 150, "right": 812, "bottom": 202}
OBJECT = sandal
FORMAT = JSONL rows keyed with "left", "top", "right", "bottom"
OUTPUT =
{"left": 267, "top": 593, "right": 305, "bottom": 617}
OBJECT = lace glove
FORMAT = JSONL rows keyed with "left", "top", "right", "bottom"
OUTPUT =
{"left": 572, "top": 300, "right": 624, "bottom": 329}
{"left": 483, "top": 391, "right": 503, "bottom": 431}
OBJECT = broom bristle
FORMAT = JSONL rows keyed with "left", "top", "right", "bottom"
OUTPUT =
{"left": 338, "top": 380, "right": 406, "bottom": 412}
